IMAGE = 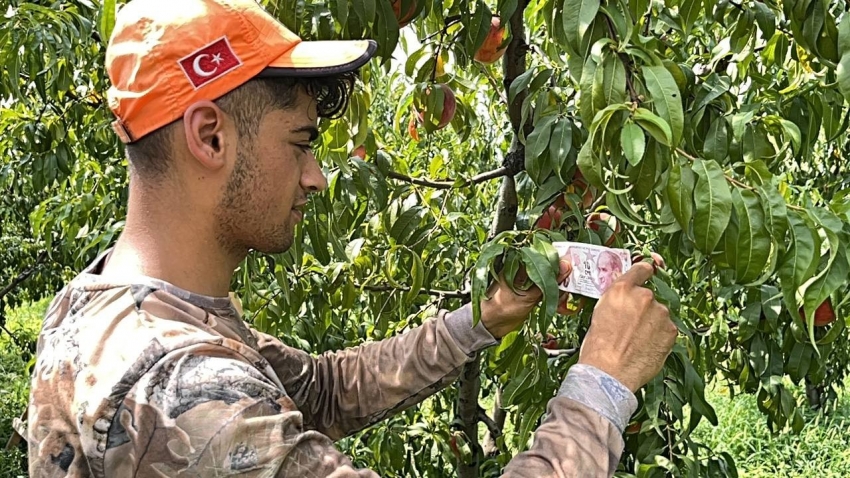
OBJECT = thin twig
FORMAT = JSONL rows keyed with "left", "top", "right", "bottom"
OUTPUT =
{"left": 387, "top": 166, "right": 509, "bottom": 189}
{"left": 359, "top": 283, "right": 470, "bottom": 300}
{"left": 0, "top": 251, "right": 47, "bottom": 301}
{"left": 419, "top": 15, "right": 462, "bottom": 43}
{"left": 0, "top": 321, "right": 22, "bottom": 350}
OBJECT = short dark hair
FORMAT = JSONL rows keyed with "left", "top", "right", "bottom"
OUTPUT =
{"left": 124, "top": 72, "right": 356, "bottom": 179}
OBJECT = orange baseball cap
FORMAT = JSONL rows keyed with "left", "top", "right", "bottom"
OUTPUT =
{"left": 106, "top": 0, "right": 377, "bottom": 143}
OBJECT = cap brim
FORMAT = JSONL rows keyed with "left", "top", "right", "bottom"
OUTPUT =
{"left": 258, "top": 39, "right": 378, "bottom": 77}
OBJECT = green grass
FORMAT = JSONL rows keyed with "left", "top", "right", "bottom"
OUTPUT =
{"left": 0, "top": 298, "right": 48, "bottom": 478}
{"left": 1, "top": 299, "right": 849, "bottom": 477}
{"left": 693, "top": 380, "right": 850, "bottom": 478}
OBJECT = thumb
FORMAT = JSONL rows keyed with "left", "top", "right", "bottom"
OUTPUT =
{"left": 557, "top": 258, "right": 572, "bottom": 283}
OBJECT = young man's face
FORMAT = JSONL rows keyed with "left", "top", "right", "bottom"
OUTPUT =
{"left": 215, "top": 89, "right": 327, "bottom": 254}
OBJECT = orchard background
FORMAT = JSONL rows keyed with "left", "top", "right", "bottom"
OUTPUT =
{"left": 2, "top": 0, "right": 850, "bottom": 476}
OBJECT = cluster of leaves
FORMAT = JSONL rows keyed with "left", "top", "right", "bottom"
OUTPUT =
{"left": 2, "top": 0, "right": 850, "bottom": 476}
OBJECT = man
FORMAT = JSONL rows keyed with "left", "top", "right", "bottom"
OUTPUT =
{"left": 27, "top": 0, "right": 678, "bottom": 476}
{"left": 594, "top": 250, "right": 625, "bottom": 293}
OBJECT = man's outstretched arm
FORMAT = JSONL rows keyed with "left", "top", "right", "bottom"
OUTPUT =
{"left": 251, "top": 303, "right": 498, "bottom": 440}
{"left": 250, "top": 257, "right": 577, "bottom": 440}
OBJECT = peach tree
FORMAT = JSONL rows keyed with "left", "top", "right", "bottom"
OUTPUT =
{"left": 2, "top": 0, "right": 850, "bottom": 476}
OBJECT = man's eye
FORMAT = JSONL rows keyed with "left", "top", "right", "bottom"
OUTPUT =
{"left": 297, "top": 144, "right": 314, "bottom": 153}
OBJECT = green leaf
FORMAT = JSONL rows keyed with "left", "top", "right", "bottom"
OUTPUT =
{"left": 563, "top": 0, "right": 601, "bottom": 50}
{"left": 678, "top": 347, "right": 718, "bottom": 426}
{"left": 731, "top": 189, "right": 771, "bottom": 283}
{"left": 643, "top": 65, "right": 684, "bottom": 146}
{"left": 679, "top": 0, "right": 703, "bottom": 35}
{"left": 307, "top": 214, "right": 331, "bottom": 265}
{"left": 390, "top": 207, "right": 424, "bottom": 244}
{"left": 621, "top": 122, "right": 646, "bottom": 166}
{"left": 779, "top": 119, "right": 802, "bottom": 153}
{"left": 742, "top": 126, "right": 776, "bottom": 163}
{"left": 521, "top": 245, "right": 559, "bottom": 319}
{"left": 467, "top": 1, "right": 494, "bottom": 55}
{"left": 577, "top": 140, "right": 605, "bottom": 190}
{"left": 596, "top": 52, "right": 626, "bottom": 108}
{"left": 753, "top": 2, "right": 776, "bottom": 40}
{"left": 630, "top": 139, "right": 660, "bottom": 202}
{"left": 778, "top": 211, "right": 819, "bottom": 323}
{"left": 840, "top": 13, "right": 850, "bottom": 55}
{"left": 404, "top": 249, "right": 425, "bottom": 307}
{"left": 99, "top": 0, "right": 116, "bottom": 45}
{"left": 374, "top": 0, "right": 401, "bottom": 59}
{"left": 704, "top": 116, "right": 729, "bottom": 163}
{"left": 787, "top": 342, "right": 813, "bottom": 383}
{"left": 781, "top": 212, "right": 820, "bottom": 288}
{"left": 634, "top": 108, "right": 672, "bottom": 146}
{"left": 667, "top": 161, "right": 696, "bottom": 231}
{"left": 551, "top": 119, "right": 574, "bottom": 183}
{"left": 525, "top": 115, "right": 557, "bottom": 184}
{"left": 758, "top": 185, "right": 788, "bottom": 243}
{"left": 472, "top": 242, "right": 506, "bottom": 325}
{"left": 803, "top": 251, "right": 849, "bottom": 335}
{"left": 692, "top": 159, "right": 733, "bottom": 254}
{"left": 580, "top": 56, "right": 601, "bottom": 125}
{"left": 529, "top": 68, "right": 555, "bottom": 96}
{"left": 509, "top": 68, "right": 537, "bottom": 103}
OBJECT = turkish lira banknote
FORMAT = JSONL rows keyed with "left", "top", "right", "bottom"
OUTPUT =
{"left": 553, "top": 242, "right": 632, "bottom": 299}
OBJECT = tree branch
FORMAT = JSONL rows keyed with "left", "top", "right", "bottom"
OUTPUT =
{"left": 456, "top": 3, "right": 529, "bottom": 476}
{"left": 0, "top": 320, "right": 22, "bottom": 350}
{"left": 503, "top": 1, "right": 532, "bottom": 137}
{"left": 456, "top": 351, "right": 482, "bottom": 478}
{"left": 387, "top": 166, "right": 508, "bottom": 189}
{"left": 478, "top": 407, "right": 502, "bottom": 441}
{"left": 419, "top": 15, "right": 462, "bottom": 43}
{"left": 0, "top": 251, "right": 47, "bottom": 301}
{"left": 358, "top": 283, "right": 470, "bottom": 300}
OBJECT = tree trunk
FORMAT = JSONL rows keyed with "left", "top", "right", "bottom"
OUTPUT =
{"left": 454, "top": 2, "right": 528, "bottom": 476}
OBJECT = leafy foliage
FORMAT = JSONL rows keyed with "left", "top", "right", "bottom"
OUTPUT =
{"left": 2, "top": 0, "right": 850, "bottom": 476}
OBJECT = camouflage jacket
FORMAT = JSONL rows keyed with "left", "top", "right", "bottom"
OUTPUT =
{"left": 28, "top": 250, "right": 637, "bottom": 477}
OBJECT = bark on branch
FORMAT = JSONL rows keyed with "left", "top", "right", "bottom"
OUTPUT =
{"left": 478, "top": 407, "right": 502, "bottom": 442}
{"left": 387, "top": 166, "right": 508, "bottom": 189}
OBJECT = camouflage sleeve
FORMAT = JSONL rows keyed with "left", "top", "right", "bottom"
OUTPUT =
{"left": 501, "top": 365, "right": 639, "bottom": 477}
{"left": 103, "top": 346, "right": 382, "bottom": 477}
{"left": 252, "top": 304, "right": 498, "bottom": 440}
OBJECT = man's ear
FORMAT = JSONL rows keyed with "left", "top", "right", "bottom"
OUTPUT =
{"left": 183, "top": 100, "right": 230, "bottom": 171}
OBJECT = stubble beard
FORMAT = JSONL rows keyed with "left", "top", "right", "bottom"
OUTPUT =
{"left": 215, "top": 146, "right": 294, "bottom": 256}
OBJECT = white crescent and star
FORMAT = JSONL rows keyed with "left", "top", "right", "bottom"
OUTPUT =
{"left": 192, "top": 53, "right": 223, "bottom": 77}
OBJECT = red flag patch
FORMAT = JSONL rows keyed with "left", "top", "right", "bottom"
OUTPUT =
{"left": 178, "top": 37, "right": 242, "bottom": 89}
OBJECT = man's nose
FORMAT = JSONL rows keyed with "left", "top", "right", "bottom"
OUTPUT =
{"left": 302, "top": 154, "right": 328, "bottom": 193}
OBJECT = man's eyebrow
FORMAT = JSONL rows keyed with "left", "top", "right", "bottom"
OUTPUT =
{"left": 292, "top": 125, "right": 319, "bottom": 142}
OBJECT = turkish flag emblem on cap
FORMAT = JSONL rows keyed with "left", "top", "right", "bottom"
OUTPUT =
{"left": 178, "top": 37, "right": 242, "bottom": 89}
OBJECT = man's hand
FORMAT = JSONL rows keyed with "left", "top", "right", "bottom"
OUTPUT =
{"left": 577, "top": 260, "right": 678, "bottom": 393}
{"left": 479, "top": 256, "right": 572, "bottom": 339}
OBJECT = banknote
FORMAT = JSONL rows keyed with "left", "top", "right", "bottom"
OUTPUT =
{"left": 552, "top": 242, "right": 632, "bottom": 299}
